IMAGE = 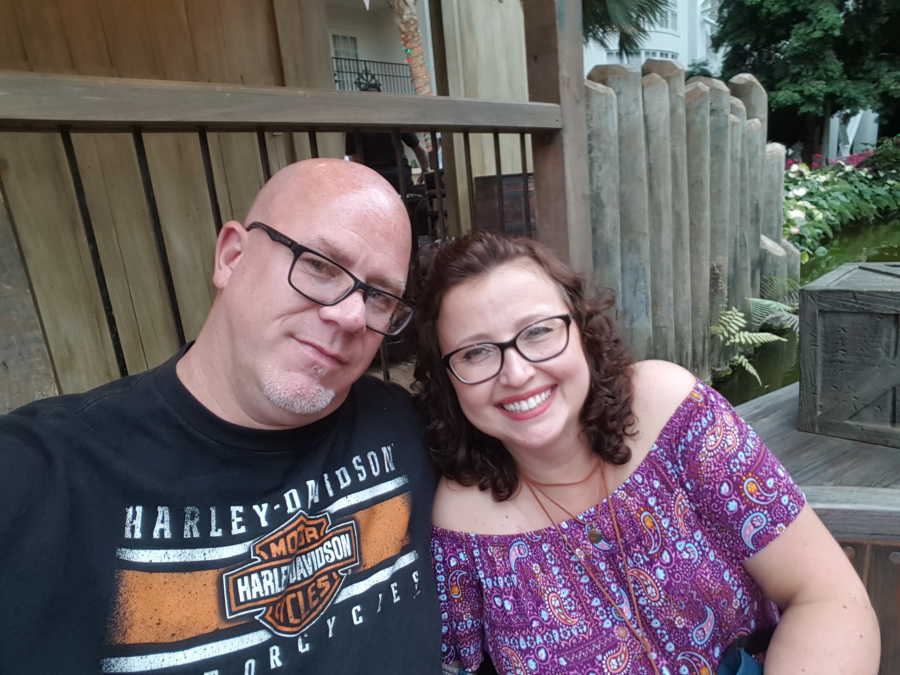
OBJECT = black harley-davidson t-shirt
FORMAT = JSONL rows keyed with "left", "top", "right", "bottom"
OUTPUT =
{"left": 0, "top": 352, "right": 440, "bottom": 673}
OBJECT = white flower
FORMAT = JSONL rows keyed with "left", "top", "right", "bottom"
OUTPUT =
{"left": 788, "top": 208, "right": 806, "bottom": 224}
{"left": 789, "top": 164, "right": 802, "bottom": 173}
{"left": 791, "top": 187, "right": 808, "bottom": 197}
{"left": 789, "top": 226, "right": 801, "bottom": 234}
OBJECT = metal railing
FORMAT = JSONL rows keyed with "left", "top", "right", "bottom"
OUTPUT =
{"left": 332, "top": 57, "right": 414, "bottom": 95}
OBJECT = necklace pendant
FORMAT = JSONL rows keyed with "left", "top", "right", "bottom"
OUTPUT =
{"left": 588, "top": 528, "right": 603, "bottom": 544}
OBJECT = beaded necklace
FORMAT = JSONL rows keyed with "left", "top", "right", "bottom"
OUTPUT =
{"left": 522, "top": 462, "right": 661, "bottom": 674}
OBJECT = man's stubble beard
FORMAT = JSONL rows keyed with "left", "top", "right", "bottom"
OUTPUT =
{"left": 260, "top": 362, "right": 337, "bottom": 416}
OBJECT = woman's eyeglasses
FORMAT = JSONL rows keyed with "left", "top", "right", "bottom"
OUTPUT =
{"left": 442, "top": 314, "right": 572, "bottom": 384}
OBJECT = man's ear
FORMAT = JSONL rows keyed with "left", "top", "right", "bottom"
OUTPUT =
{"left": 212, "top": 221, "right": 247, "bottom": 290}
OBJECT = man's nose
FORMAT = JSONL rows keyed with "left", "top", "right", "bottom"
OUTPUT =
{"left": 318, "top": 290, "right": 367, "bottom": 333}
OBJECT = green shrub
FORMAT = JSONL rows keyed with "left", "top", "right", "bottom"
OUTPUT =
{"left": 860, "top": 134, "right": 900, "bottom": 173}
{"left": 782, "top": 158, "right": 900, "bottom": 262}
{"left": 711, "top": 307, "right": 786, "bottom": 385}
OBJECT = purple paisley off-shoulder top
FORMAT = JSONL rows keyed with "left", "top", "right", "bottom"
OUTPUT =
{"left": 432, "top": 381, "right": 806, "bottom": 674}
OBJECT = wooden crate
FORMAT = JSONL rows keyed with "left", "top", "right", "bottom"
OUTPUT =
{"left": 799, "top": 262, "right": 900, "bottom": 447}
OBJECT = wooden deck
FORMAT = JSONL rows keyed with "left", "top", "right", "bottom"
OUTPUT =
{"left": 738, "top": 383, "right": 899, "bottom": 672}
{"left": 737, "top": 382, "right": 900, "bottom": 540}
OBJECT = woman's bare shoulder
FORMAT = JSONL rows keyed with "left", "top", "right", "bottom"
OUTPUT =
{"left": 631, "top": 359, "right": 696, "bottom": 406}
{"left": 629, "top": 360, "right": 697, "bottom": 440}
{"left": 433, "top": 477, "right": 494, "bottom": 529}
{"left": 432, "top": 477, "right": 524, "bottom": 534}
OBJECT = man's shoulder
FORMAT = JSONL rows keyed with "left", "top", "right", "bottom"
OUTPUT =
{"left": 2, "top": 368, "right": 156, "bottom": 439}
{"left": 352, "top": 373, "right": 416, "bottom": 409}
{"left": 348, "top": 375, "right": 428, "bottom": 457}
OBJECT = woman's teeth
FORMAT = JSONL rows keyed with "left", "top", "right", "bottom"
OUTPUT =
{"left": 501, "top": 389, "right": 551, "bottom": 413}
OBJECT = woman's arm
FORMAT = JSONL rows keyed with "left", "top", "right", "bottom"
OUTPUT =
{"left": 743, "top": 504, "right": 880, "bottom": 674}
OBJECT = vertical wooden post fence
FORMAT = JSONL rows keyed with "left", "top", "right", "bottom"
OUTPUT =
{"left": 587, "top": 65, "right": 653, "bottom": 361}
{"left": 582, "top": 60, "right": 794, "bottom": 380}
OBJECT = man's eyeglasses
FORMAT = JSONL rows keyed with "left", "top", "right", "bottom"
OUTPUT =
{"left": 442, "top": 314, "right": 572, "bottom": 384}
{"left": 246, "top": 221, "right": 414, "bottom": 336}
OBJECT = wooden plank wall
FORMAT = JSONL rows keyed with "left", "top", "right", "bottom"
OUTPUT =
{"left": 0, "top": 167, "right": 59, "bottom": 409}
{"left": 0, "top": 0, "right": 332, "bottom": 400}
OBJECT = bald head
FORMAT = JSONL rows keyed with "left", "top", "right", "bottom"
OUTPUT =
{"left": 246, "top": 158, "right": 409, "bottom": 241}
{"left": 188, "top": 157, "right": 415, "bottom": 427}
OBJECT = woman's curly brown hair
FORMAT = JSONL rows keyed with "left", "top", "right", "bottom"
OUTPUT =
{"left": 412, "top": 231, "right": 636, "bottom": 501}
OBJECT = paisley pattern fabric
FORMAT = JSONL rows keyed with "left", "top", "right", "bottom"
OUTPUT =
{"left": 432, "top": 381, "right": 805, "bottom": 674}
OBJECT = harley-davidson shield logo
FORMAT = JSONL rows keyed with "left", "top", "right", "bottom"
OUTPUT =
{"left": 223, "top": 510, "right": 360, "bottom": 636}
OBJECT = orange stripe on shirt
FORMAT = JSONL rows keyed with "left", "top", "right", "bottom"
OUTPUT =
{"left": 108, "top": 492, "right": 412, "bottom": 645}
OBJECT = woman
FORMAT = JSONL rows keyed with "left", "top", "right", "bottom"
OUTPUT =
{"left": 413, "top": 232, "right": 879, "bottom": 674}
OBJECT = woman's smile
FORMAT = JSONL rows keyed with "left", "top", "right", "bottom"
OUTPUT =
{"left": 495, "top": 385, "right": 555, "bottom": 418}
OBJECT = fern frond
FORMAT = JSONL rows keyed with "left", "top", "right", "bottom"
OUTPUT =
{"left": 762, "top": 310, "right": 800, "bottom": 335}
{"left": 759, "top": 276, "right": 801, "bottom": 303}
{"left": 721, "top": 308, "right": 746, "bottom": 331}
{"left": 782, "top": 278, "right": 801, "bottom": 306}
{"left": 749, "top": 297, "right": 795, "bottom": 330}
{"left": 759, "top": 276, "right": 779, "bottom": 300}
{"left": 731, "top": 331, "right": 787, "bottom": 348}
{"left": 732, "top": 354, "right": 762, "bottom": 386}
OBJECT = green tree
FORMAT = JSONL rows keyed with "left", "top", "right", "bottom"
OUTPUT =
{"left": 685, "top": 59, "right": 716, "bottom": 79}
{"left": 712, "top": 0, "right": 900, "bottom": 161}
{"left": 582, "top": 0, "right": 673, "bottom": 56}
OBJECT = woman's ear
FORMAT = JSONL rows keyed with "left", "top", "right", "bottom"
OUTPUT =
{"left": 212, "top": 221, "right": 247, "bottom": 290}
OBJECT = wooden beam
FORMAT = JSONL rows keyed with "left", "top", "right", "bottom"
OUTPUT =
{"left": 0, "top": 70, "right": 562, "bottom": 132}
{"left": 428, "top": 0, "right": 450, "bottom": 98}
{"left": 805, "top": 486, "right": 900, "bottom": 542}
{"left": 521, "top": 0, "right": 591, "bottom": 274}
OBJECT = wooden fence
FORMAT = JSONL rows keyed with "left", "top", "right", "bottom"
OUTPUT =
{"left": 0, "top": 0, "right": 591, "bottom": 412}
{"left": 585, "top": 61, "right": 801, "bottom": 379}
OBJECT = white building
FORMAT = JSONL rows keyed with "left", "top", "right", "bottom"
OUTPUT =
{"left": 326, "top": 0, "right": 435, "bottom": 95}
{"left": 583, "top": 0, "right": 721, "bottom": 74}
{"left": 825, "top": 110, "right": 880, "bottom": 161}
{"left": 327, "top": 1, "right": 722, "bottom": 94}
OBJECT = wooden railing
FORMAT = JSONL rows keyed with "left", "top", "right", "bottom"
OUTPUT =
{"left": 0, "top": 71, "right": 561, "bottom": 132}
{"left": 0, "top": 69, "right": 568, "bottom": 408}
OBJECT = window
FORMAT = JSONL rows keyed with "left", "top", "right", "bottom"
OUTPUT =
{"left": 701, "top": 0, "right": 719, "bottom": 20}
{"left": 604, "top": 49, "right": 624, "bottom": 64}
{"left": 331, "top": 34, "right": 359, "bottom": 60}
{"left": 654, "top": 9, "right": 678, "bottom": 31}
{"left": 641, "top": 50, "right": 679, "bottom": 61}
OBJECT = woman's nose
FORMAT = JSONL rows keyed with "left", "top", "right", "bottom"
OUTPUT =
{"left": 497, "top": 347, "right": 535, "bottom": 387}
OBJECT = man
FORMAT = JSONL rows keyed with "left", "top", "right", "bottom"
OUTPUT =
{"left": 0, "top": 159, "right": 440, "bottom": 673}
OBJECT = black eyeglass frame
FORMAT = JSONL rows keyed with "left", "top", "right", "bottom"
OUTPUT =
{"left": 441, "top": 313, "right": 573, "bottom": 385}
{"left": 245, "top": 221, "right": 414, "bottom": 336}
